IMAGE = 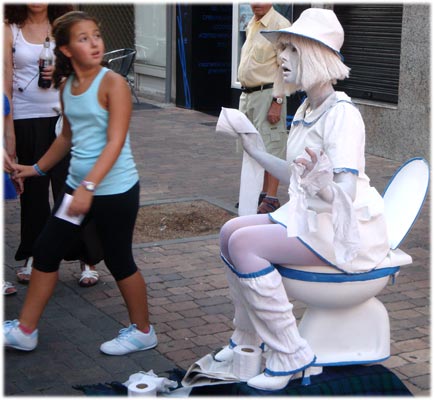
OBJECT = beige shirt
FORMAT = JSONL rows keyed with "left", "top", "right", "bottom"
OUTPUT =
{"left": 238, "top": 7, "right": 290, "bottom": 88}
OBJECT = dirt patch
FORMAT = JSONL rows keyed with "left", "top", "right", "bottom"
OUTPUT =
{"left": 133, "top": 200, "right": 235, "bottom": 243}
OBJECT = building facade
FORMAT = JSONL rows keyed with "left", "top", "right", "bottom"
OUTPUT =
{"left": 85, "top": 3, "right": 430, "bottom": 163}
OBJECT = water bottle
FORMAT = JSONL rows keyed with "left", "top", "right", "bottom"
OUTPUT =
{"left": 38, "top": 37, "right": 53, "bottom": 89}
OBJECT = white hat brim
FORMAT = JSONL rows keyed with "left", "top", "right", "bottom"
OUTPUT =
{"left": 261, "top": 29, "right": 343, "bottom": 60}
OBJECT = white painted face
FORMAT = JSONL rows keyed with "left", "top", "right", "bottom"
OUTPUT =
{"left": 279, "top": 41, "right": 299, "bottom": 84}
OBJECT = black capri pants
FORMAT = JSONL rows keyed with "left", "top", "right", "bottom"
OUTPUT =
{"left": 33, "top": 181, "right": 140, "bottom": 281}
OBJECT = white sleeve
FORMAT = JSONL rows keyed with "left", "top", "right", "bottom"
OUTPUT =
{"left": 322, "top": 102, "right": 365, "bottom": 174}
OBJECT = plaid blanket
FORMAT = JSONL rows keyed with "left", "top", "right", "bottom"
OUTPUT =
{"left": 73, "top": 364, "right": 412, "bottom": 397}
{"left": 191, "top": 365, "right": 412, "bottom": 396}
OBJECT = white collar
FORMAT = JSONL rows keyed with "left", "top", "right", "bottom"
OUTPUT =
{"left": 293, "top": 91, "right": 353, "bottom": 127}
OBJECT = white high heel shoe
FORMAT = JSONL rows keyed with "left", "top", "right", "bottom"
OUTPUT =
{"left": 214, "top": 345, "right": 234, "bottom": 362}
{"left": 247, "top": 372, "right": 292, "bottom": 391}
{"left": 247, "top": 366, "right": 315, "bottom": 391}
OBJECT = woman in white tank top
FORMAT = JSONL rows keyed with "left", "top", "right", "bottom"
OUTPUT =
{"left": 4, "top": 4, "right": 101, "bottom": 287}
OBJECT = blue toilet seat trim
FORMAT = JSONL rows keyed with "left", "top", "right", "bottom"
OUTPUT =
{"left": 274, "top": 264, "right": 400, "bottom": 283}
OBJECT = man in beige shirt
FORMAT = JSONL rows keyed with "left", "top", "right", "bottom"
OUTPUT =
{"left": 238, "top": 3, "right": 290, "bottom": 213}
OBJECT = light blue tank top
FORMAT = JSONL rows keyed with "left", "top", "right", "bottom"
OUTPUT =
{"left": 64, "top": 67, "right": 138, "bottom": 195}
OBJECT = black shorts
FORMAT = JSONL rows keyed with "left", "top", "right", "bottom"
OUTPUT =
{"left": 33, "top": 181, "right": 140, "bottom": 281}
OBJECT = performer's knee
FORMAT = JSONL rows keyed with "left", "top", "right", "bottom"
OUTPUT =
{"left": 227, "top": 228, "right": 251, "bottom": 263}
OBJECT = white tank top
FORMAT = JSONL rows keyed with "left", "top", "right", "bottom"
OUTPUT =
{"left": 10, "top": 24, "right": 59, "bottom": 120}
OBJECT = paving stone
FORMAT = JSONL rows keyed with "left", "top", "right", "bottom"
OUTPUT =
{"left": 162, "top": 300, "right": 197, "bottom": 312}
{"left": 396, "top": 362, "right": 431, "bottom": 378}
{"left": 391, "top": 329, "right": 427, "bottom": 341}
{"left": 190, "top": 334, "right": 222, "bottom": 346}
{"left": 148, "top": 297, "right": 172, "bottom": 306}
{"left": 393, "top": 338, "right": 430, "bottom": 352}
{"left": 166, "top": 317, "right": 207, "bottom": 330}
{"left": 150, "top": 311, "right": 183, "bottom": 323}
{"left": 381, "top": 356, "right": 408, "bottom": 369}
{"left": 195, "top": 295, "right": 231, "bottom": 307}
{"left": 168, "top": 294, "right": 194, "bottom": 303}
{"left": 191, "top": 322, "right": 230, "bottom": 335}
{"left": 178, "top": 308, "right": 207, "bottom": 318}
{"left": 400, "top": 380, "right": 428, "bottom": 396}
{"left": 201, "top": 303, "right": 235, "bottom": 316}
{"left": 157, "top": 338, "right": 196, "bottom": 353}
{"left": 166, "top": 328, "right": 196, "bottom": 340}
{"left": 389, "top": 309, "right": 425, "bottom": 320}
{"left": 400, "top": 349, "right": 430, "bottom": 363}
{"left": 165, "top": 349, "right": 197, "bottom": 364}
{"left": 408, "top": 374, "right": 431, "bottom": 391}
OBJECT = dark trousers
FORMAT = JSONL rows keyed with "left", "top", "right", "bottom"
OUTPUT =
{"left": 14, "top": 116, "right": 70, "bottom": 261}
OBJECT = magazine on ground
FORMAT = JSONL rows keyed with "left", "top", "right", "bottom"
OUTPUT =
{"left": 181, "top": 353, "right": 240, "bottom": 388}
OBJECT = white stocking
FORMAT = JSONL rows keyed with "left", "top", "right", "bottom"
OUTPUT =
{"left": 220, "top": 215, "right": 328, "bottom": 274}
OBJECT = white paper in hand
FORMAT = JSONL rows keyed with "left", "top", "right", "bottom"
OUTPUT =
{"left": 215, "top": 107, "right": 258, "bottom": 137}
{"left": 54, "top": 193, "right": 84, "bottom": 225}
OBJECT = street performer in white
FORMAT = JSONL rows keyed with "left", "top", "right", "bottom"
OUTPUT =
{"left": 214, "top": 8, "right": 389, "bottom": 391}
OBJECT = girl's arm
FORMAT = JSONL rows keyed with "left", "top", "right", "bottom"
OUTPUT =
{"left": 67, "top": 71, "right": 132, "bottom": 216}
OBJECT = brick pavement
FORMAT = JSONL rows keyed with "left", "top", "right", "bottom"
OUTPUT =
{"left": 3, "top": 100, "right": 430, "bottom": 396}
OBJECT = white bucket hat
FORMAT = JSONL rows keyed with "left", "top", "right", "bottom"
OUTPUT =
{"left": 261, "top": 8, "right": 344, "bottom": 58}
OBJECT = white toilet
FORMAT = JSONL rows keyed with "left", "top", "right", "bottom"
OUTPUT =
{"left": 277, "top": 158, "right": 429, "bottom": 367}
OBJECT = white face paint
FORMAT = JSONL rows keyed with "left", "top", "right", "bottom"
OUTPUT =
{"left": 279, "top": 42, "right": 299, "bottom": 84}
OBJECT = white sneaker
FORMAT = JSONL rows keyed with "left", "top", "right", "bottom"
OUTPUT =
{"left": 100, "top": 324, "right": 158, "bottom": 355}
{"left": 4, "top": 319, "right": 38, "bottom": 351}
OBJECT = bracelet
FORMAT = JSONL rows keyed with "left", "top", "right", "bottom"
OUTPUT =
{"left": 33, "top": 163, "right": 47, "bottom": 176}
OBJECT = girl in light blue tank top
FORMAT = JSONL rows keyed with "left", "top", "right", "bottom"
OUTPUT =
{"left": 9, "top": 11, "right": 158, "bottom": 356}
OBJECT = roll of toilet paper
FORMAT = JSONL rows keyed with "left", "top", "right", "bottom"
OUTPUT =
{"left": 128, "top": 381, "right": 157, "bottom": 397}
{"left": 233, "top": 345, "right": 262, "bottom": 381}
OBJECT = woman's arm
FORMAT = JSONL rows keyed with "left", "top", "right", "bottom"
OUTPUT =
{"left": 3, "top": 24, "right": 16, "bottom": 159}
{"left": 317, "top": 171, "right": 357, "bottom": 202}
{"left": 3, "top": 24, "right": 13, "bottom": 100}
{"left": 295, "top": 147, "right": 357, "bottom": 202}
{"left": 3, "top": 93, "right": 16, "bottom": 162}
{"left": 13, "top": 85, "right": 72, "bottom": 178}
{"left": 239, "top": 132, "right": 291, "bottom": 185}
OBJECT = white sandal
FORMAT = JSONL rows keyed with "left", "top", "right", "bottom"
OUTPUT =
{"left": 16, "top": 257, "right": 33, "bottom": 284}
{"left": 3, "top": 281, "right": 17, "bottom": 296}
{"left": 79, "top": 263, "right": 99, "bottom": 287}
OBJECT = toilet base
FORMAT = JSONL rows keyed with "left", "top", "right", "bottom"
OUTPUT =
{"left": 298, "top": 297, "right": 390, "bottom": 366}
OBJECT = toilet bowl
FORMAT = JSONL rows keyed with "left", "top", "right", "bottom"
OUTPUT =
{"left": 276, "top": 158, "right": 429, "bottom": 367}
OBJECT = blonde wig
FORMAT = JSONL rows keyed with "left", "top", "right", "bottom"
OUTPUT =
{"left": 273, "top": 34, "right": 350, "bottom": 97}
